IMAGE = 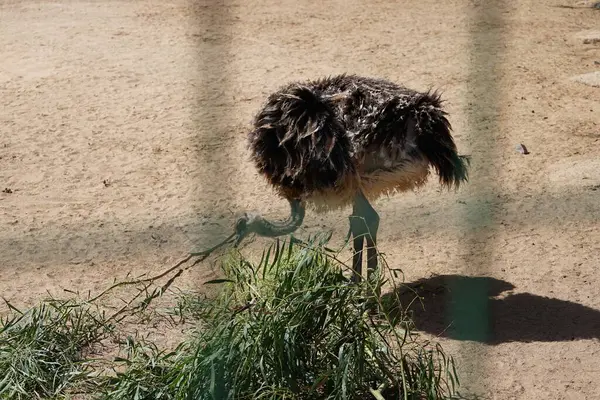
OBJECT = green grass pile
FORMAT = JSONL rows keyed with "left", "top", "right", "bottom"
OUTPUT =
{"left": 106, "top": 233, "right": 460, "bottom": 399}
{"left": 0, "top": 299, "right": 111, "bottom": 399}
{"left": 1, "top": 233, "right": 461, "bottom": 399}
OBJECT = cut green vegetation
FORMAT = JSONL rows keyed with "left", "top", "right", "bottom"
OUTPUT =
{"left": 0, "top": 299, "right": 112, "bottom": 399}
{"left": 1, "top": 233, "right": 461, "bottom": 399}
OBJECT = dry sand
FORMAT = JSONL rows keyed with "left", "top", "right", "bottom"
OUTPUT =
{"left": 1, "top": 0, "right": 600, "bottom": 398}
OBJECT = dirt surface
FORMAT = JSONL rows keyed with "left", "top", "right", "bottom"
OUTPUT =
{"left": 1, "top": 0, "right": 599, "bottom": 398}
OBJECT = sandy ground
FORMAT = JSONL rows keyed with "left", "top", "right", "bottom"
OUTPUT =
{"left": 1, "top": 0, "right": 600, "bottom": 398}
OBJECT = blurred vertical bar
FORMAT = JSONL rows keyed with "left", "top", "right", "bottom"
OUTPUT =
{"left": 190, "top": 0, "right": 235, "bottom": 240}
{"left": 450, "top": 0, "right": 507, "bottom": 388}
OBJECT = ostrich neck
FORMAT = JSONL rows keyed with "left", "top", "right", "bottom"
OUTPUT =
{"left": 254, "top": 199, "right": 305, "bottom": 237}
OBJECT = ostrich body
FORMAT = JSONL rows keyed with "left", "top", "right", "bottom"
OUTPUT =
{"left": 237, "top": 74, "right": 469, "bottom": 282}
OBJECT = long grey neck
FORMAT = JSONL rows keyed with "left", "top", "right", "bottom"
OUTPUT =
{"left": 254, "top": 199, "right": 305, "bottom": 237}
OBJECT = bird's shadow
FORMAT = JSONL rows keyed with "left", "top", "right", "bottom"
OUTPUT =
{"left": 382, "top": 274, "right": 600, "bottom": 344}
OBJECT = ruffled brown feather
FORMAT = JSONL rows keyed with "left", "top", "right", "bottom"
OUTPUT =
{"left": 248, "top": 83, "right": 355, "bottom": 200}
{"left": 247, "top": 74, "right": 469, "bottom": 209}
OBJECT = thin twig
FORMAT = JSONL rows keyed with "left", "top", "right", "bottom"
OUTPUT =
{"left": 69, "top": 231, "right": 243, "bottom": 328}
{"left": 135, "top": 269, "right": 184, "bottom": 313}
{"left": 88, "top": 254, "right": 193, "bottom": 303}
{"left": 88, "top": 232, "right": 238, "bottom": 304}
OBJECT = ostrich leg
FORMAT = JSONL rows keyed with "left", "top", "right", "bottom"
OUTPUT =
{"left": 349, "top": 192, "right": 380, "bottom": 283}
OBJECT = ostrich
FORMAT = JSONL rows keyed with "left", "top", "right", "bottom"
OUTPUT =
{"left": 234, "top": 74, "right": 469, "bottom": 283}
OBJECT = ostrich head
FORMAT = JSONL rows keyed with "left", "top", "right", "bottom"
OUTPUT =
{"left": 233, "top": 211, "right": 260, "bottom": 245}
{"left": 233, "top": 200, "right": 306, "bottom": 246}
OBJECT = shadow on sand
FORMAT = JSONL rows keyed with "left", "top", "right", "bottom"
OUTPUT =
{"left": 382, "top": 274, "right": 600, "bottom": 344}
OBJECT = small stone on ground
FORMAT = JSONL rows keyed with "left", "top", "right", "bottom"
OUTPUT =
{"left": 571, "top": 71, "right": 600, "bottom": 88}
